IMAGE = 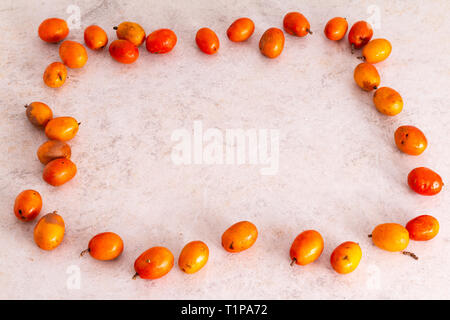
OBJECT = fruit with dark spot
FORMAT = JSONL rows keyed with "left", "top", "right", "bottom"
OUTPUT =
{"left": 222, "top": 221, "right": 258, "bottom": 253}
{"left": 14, "top": 190, "right": 42, "bottom": 222}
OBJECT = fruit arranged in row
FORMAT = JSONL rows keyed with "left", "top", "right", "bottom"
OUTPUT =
{"left": 13, "top": 191, "right": 440, "bottom": 277}
{"left": 25, "top": 102, "right": 79, "bottom": 186}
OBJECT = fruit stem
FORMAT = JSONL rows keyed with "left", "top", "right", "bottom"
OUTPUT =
{"left": 402, "top": 251, "right": 419, "bottom": 260}
{"left": 132, "top": 272, "right": 139, "bottom": 280}
{"left": 368, "top": 234, "right": 372, "bottom": 238}
{"left": 307, "top": 29, "right": 313, "bottom": 35}
{"left": 290, "top": 258, "right": 297, "bottom": 266}
{"left": 80, "top": 249, "right": 89, "bottom": 257}
{"left": 113, "top": 26, "right": 118, "bottom": 30}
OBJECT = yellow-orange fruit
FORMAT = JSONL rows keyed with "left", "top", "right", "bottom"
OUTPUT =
{"left": 394, "top": 125, "right": 427, "bottom": 156}
{"left": 362, "top": 38, "right": 392, "bottom": 64}
{"left": 354, "top": 62, "right": 380, "bottom": 91}
{"left": 34, "top": 211, "right": 65, "bottom": 250}
{"left": 25, "top": 102, "right": 53, "bottom": 127}
{"left": 59, "top": 40, "right": 88, "bottom": 69}
{"left": 84, "top": 232, "right": 124, "bottom": 261}
{"left": 45, "top": 117, "right": 79, "bottom": 141}
{"left": 43, "top": 62, "right": 67, "bottom": 88}
{"left": 330, "top": 241, "right": 362, "bottom": 274}
{"left": 37, "top": 140, "right": 71, "bottom": 164}
{"left": 115, "top": 22, "right": 146, "bottom": 47}
{"left": 178, "top": 241, "right": 209, "bottom": 274}
{"left": 372, "top": 223, "right": 409, "bottom": 252}
{"left": 222, "top": 221, "right": 258, "bottom": 253}
{"left": 373, "top": 87, "right": 403, "bottom": 116}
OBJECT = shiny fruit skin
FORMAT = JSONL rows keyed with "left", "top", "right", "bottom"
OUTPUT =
{"left": 290, "top": 230, "right": 324, "bottom": 266}
{"left": 38, "top": 18, "right": 69, "bottom": 43}
{"left": 259, "top": 28, "right": 285, "bottom": 59}
{"left": 330, "top": 241, "right": 362, "bottom": 274}
{"left": 348, "top": 21, "right": 373, "bottom": 50}
{"left": 146, "top": 29, "right": 177, "bottom": 54}
{"left": 406, "top": 215, "right": 439, "bottom": 241}
{"left": 362, "top": 38, "right": 392, "bottom": 63}
{"left": 87, "top": 232, "right": 124, "bottom": 261}
{"left": 14, "top": 190, "right": 42, "bottom": 222}
{"left": 178, "top": 241, "right": 209, "bottom": 274}
{"left": 373, "top": 87, "right": 403, "bottom": 116}
{"left": 408, "top": 167, "right": 443, "bottom": 196}
{"left": 222, "top": 221, "right": 258, "bottom": 253}
{"left": 45, "top": 117, "right": 79, "bottom": 141}
{"left": 43, "top": 158, "right": 77, "bottom": 186}
{"left": 394, "top": 126, "right": 427, "bottom": 156}
{"left": 195, "top": 28, "right": 220, "bottom": 54}
{"left": 283, "top": 12, "right": 311, "bottom": 37}
{"left": 227, "top": 18, "right": 255, "bottom": 42}
{"left": 115, "top": 22, "right": 146, "bottom": 47}
{"left": 37, "top": 140, "right": 71, "bottom": 165}
{"left": 354, "top": 62, "right": 380, "bottom": 91}
{"left": 84, "top": 25, "right": 108, "bottom": 50}
{"left": 324, "top": 17, "right": 348, "bottom": 41}
{"left": 59, "top": 41, "right": 88, "bottom": 69}
{"left": 372, "top": 223, "right": 409, "bottom": 252}
{"left": 109, "top": 39, "right": 139, "bottom": 64}
{"left": 25, "top": 102, "right": 53, "bottom": 127}
{"left": 134, "top": 246, "right": 174, "bottom": 279}
{"left": 34, "top": 212, "right": 65, "bottom": 250}
{"left": 43, "top": 62, "right": 67, "bottom": 88}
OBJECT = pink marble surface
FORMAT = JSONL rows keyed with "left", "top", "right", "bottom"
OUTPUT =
{"left": 0, "top": 0, "right": 449, "bottom": 299}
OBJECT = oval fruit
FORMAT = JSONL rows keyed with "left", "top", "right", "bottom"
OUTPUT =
{"left": 330, "top": 241, "right": 362, "bottom": 274}
{"left": 134, "top": 246, "right": 174, "bottom": 280}
{"left": 84, "top": 25, "right": 108, "bottom": 50}
{"left": 59, "top": 40, "right": 88, "bottom": 69}
{"left": 222, "top": 221, "right": 258, "bottom": 253}
{"left": 45, "top": 116, "right": 79, "bottom": 141}
{"left": 25, "top": 102, "right": 53, "bottom": 127}
{"left": 83, "top": 232, "right": 124, "bottom": 260}
{"left": 373, "top": 87, "right": 403, "bottom": 116}
{"left": 38, "top": 18, "right": 69, "bottom": 43}
{"left": 372, "top": 223, "right": 409, "bottom": 252}
{"left": 109, "top": 39, "right": 139, "bottom": 64}
{"left": 114, "top": 21, "right": 146, "bottom": 47}
{"left": 14, "top": 189, "right": 42, "bottom": 222}
{"left": 354, "top": 62, "right": 380, "bottom": 91}
{"left": 227, "top": 18, "right": 255, "bottom": 42}
{"left": 195, "top": 28, "right": 220, "bottom": 54}
{"left": 146, "top": 29, "right": 177, "bottom": 54}
{"left": 178, "top": 241, "right": 209, "bottom": 274}
{"left": 289, "top": 230, "right": 324, "bottom": 266}
{"left": 37, "top": 140, "right": 71, "bottom": 165}
{"left": 406, "top": 215, "right": 439, "bottom": 241}
{"left": 34, "top": 211, "right": 65, "bottom": 250}
{"left": 408, "top": 167, "right": 443, "bottom": 196}
{"left": 283, "top": 12, "right": 312, "bottom": 37}
{"left": 324, "top": 17, "right": 348, "bottom": 41}
{"left": 348, "top": 21, "right": 373, "bottom": 51}
{"left": 362, "top": 38, "right": 392, "bottom": 63}
{"left": 43, "top": 62, "right": 67, "bottom": 88}
{"left": 259, "top": 28, "right": 285, "bottom": 59}
{"left": 394, "top": 125, "right": 427, "bottom": 156}
{"left": 43, "top": 158, "right": 77, "bottom": 186}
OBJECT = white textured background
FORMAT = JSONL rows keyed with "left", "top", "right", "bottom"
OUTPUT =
{"left": 0, "top": 0, "right": 449, "bottom": 299}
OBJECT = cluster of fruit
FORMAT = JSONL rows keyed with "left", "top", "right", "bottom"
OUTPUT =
{"left": 13, "top": 11, "right": 443, "bottom": 280}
